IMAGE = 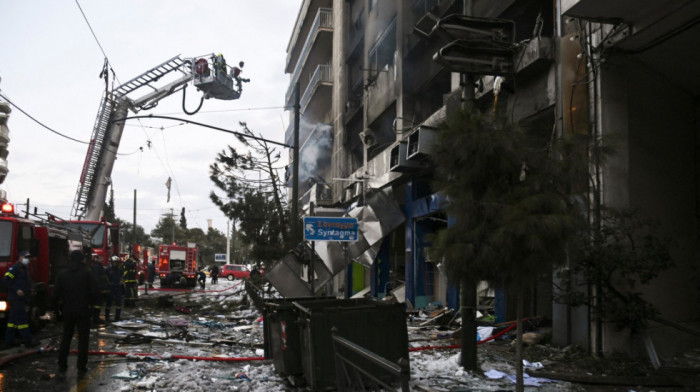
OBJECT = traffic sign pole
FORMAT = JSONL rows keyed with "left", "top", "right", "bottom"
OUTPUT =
{"left": 310, "top": 203, "right": 315, "bottom": 295}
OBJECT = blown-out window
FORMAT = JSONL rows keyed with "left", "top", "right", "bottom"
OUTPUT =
{"left": 367, "top": 20, "right": 396, "bottom": 82}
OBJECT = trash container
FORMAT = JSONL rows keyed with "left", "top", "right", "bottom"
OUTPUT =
{"left": 262, "top": 296, "right": 335, "bottom": 377}
{"left": 293, "top": 298, "right": 408, "bottom": 391}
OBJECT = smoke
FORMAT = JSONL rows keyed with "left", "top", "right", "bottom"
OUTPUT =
{"left": 298, "top": 118, "right": 332, "bottom": 189}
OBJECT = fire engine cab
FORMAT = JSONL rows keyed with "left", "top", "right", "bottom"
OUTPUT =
{"left": 0, "top": 201, "right": 90, "bottom": 330}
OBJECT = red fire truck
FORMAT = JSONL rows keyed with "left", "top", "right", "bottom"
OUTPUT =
{"left": 129, "top": 244, "right": 154, "bottom": 285}
{"left": 0, "top": 201, "right": 91, "bottom": 330}
{"left": 58, "top": 219, "right": 120, "bottom": 267}
{"left": 157, "top": 244, "right": 198, "bottom": 288}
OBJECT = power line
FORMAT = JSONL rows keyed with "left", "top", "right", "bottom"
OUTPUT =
{"left": 74, "top": 0, "right": 111, "bottom": 64}
{"left": 0, "top": 93, "right": 88, "bottom": 144}
{"left": 156, "top": 106, "right": 285, "bottom": 115}
{"left": 124, "top": 122, "right": 186, "bottom": 130}
{"left": 0, "top": 92, "right": 145, "bottom": 156}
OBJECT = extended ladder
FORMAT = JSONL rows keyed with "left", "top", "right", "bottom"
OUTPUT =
{"left": 71, "top": 56, "right": 189, "bottom": 219}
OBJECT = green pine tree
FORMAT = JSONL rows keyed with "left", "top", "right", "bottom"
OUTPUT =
{"left": 430, "top": 109, "right": 584, "bottom": 391}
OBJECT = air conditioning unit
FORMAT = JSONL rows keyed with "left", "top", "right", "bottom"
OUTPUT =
{"left": 389, "top": 142, "right": 426, "bottom": 172}
{"left": 342, "top": 180, "right": 364, "bottom": 202}
{"left": 406, "top": 126, "right": 437, "bottom": 160}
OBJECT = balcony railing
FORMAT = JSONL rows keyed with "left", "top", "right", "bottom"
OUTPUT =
{"left": 285, "top": 8, "right": 333, "bottom": 106}
{"left": 300, "top": 64, "right": 333, "bottom": 110}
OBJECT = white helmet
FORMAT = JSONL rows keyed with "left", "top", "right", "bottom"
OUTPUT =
{"left": 111, "top": 256, "right": 121, "bottom": 263}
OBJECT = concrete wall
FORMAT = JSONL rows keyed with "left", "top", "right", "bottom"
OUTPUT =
{"left": 601, "top": 55, "right": 700, "bottom": 358}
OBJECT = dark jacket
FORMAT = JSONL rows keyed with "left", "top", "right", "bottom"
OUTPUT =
{"left": 106, "top": 264, "right": 124, "bottom": 291}
{"left": 147, "top": 262, "right": 156, "bottom": 282}
{"left": 123, "top": 259, "right": 137, "bottom": 283}
{"left": 91, "top": 262, "right": 110, "bottom": 294}
{"left": 51, "top": 260, "right": 98, "bottom": 314}
{"left": 2, "top": 262, "right": 31, "bottom": 302}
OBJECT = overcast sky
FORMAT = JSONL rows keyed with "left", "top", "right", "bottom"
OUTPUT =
{"left": 0, "top": 0, "right": 301, "bottom": 237}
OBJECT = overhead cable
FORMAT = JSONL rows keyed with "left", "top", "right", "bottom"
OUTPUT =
{"left": 0, "top": 93, "right": 88, "bottom": 144}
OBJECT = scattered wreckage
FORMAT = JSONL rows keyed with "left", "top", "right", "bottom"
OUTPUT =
{"left": 0, "top": 278, "right": 692, "bottom": 391}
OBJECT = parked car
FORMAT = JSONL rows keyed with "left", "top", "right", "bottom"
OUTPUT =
{"left": 220, "top": 264, "right": 250, "bottom": 280}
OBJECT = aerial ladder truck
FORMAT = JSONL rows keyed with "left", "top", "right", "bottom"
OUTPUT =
{"left": 66, "top": 54, "right": 246, "bottom": 265}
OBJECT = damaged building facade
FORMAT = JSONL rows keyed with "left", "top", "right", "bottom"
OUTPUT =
{"left": 279, "top": 0, "right": 700, "bottom": 360}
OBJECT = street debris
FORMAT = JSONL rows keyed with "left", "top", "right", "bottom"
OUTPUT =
{"left": 1, "top": 278, "right": 696, "bottom": 391}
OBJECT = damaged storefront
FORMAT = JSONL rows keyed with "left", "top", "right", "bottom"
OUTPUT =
{"left": 267, "top": 178, "right": 464, "bottom": 314}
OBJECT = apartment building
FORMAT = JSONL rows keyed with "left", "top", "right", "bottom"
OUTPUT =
{"left": 283, "top": 0, "right": 700, "bottom": 359}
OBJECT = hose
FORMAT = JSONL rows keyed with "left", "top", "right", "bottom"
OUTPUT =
{"left": 0, "top": 343, "right": 56, "bottom": 369}
{"left": 70, "top": 349, "right": 264, "bottom": 362}
{"left": 182, "top": 84, "right": 204, "bottom": 115}
{"left": 408, "top": 321, "right": 518, "bottom": 352}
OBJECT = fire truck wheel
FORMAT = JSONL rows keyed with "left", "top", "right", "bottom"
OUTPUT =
{"left": 227, "top": 275, "right": 234, "bottom": 281}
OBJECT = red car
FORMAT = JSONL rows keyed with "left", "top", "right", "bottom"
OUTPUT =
{"left": 220, "top": 264, "right": 250, "bottom": 280}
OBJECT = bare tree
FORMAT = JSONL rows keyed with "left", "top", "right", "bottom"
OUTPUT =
{"left": 209, "top": 122, "right": 289, "bottom": 265}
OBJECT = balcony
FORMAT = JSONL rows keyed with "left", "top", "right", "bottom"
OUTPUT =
{"left": 286, "top": 0, "right": 332, "bottom": 72}
{"left": 285, "top": 8, "right": 333, "bottom": 107}
{"left": 300, "top": 64, "right": 333, "bottom": 115}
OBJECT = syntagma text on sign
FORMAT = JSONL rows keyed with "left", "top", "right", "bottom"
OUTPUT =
{"left": 303, "top": 216, "right": 359, "bottom": 242}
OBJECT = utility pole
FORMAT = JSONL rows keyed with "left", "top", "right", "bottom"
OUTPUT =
{"left": 170, "top": 208, "right": 175, "bottom": 244}
{"left": 458, "top": 0, "right": 478, "bottom": 373}
{"left": 291, "top": 81, "right": 300, "bottom": 247}
{"left": 309, "top": 202, "right": 315, "bottom": 295}
{"left": 226, "top": 219, "right": 231, "bottom": 264}
{"left": 133, "top": 189, "right": 137, "bottom": 249}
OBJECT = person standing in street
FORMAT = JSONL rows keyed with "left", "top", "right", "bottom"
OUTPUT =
{"left": 147, "top": 259, "right": 156, "bottom": 289}
{"left": 106, "top": 256, "right": 124, "bottom": 322}
{"left": 123, "top": 255, "right": 137, "bottom": 307}
{"left": 197, "top": 267, "right": 206, "bottom": 290}
{"left": 2, "top": 250, "right": 38, "bottom": 349}
{"left": 51, "top": 250, "right": 98, "bottom": 378}
{"left": 210, "top": 264, "right": 219, "bottom": 285}
{"left": 90, "top": 256, "right": 110, "bottom": 326}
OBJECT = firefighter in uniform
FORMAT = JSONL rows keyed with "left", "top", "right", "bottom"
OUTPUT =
{"left": 123, "top": 255, "right": 138, "bottom": 307}
{"left": 51, "top": 250, "right": 98, "bottom": 377}
{"left": 90, "top": 255, "right": 110, "bottom": 325}
{"left": 2, "top": 251, "right": 38, "bottom": 348}
{"left": 147, "top": 259, "right": 156, "bottom": 289}
{"left": 213, "top": 53, "right": 226, "bottom": 79}
{"left": 106, "top": 256, "right": 124, "bottom": 321}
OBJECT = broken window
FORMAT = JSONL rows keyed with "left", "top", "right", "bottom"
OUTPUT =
{"left": 367, "top": 20, "right": 396, "bottom": 83}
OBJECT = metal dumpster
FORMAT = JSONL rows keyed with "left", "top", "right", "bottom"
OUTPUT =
{"left": 262, "top": 297, "right": 334, "bottom": 377}
{"left": 293, "top": 298, "right": 408, "bottom": 391}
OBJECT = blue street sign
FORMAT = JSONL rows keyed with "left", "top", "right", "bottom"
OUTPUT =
{"left": 303, "top": 216, "right": 359, "bottom": 242}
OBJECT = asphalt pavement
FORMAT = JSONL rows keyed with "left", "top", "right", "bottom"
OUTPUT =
{"left": 0, "top": 279, "right": 275, "bottom": 391}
